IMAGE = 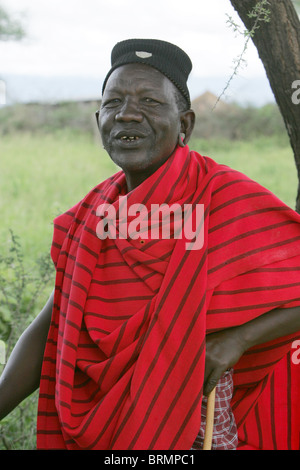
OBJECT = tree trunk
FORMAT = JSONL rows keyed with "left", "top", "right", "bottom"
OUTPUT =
{"left": 229, "top": 0, "right": 300, "bottom": 211}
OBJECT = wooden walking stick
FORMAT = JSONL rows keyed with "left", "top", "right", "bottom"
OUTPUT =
{"left": 203, "top": 387, "right": 216, "bottom": 450}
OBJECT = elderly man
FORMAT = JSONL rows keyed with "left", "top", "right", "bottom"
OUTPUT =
{"left": 1, "top": 39, "right": 300, "bottom": 450}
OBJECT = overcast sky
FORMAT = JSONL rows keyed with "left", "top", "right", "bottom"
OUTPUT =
{"left": 0, "top": 0, "right": 267, "bottom": 79}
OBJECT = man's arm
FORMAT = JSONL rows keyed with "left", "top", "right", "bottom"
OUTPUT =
{"left": 204, "top": 305, "right": 300, "bottom": 395}
{"left": 0, "top": 289, "right": 54, "bottom": 420}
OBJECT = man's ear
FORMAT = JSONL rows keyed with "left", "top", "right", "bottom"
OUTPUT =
{"left": 180, "top": 110, "right": 196, "bottom": 145}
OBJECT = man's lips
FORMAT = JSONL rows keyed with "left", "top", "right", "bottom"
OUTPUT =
{"left": 114, "top": 130, "right": 148, "bottom": 142}
{"left": 113, "top": 132, "right": 148, "bottom": 148}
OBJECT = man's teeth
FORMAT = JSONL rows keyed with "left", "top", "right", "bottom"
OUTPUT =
{"left": 120, "top": 136, "right": 140, "bottom": 141}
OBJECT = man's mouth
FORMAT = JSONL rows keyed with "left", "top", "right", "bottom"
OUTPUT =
{"left": 115, "top": 130, "right": 147, "bottom": 144}
{"left": 120, "top": 135, "right": 140, "bottom": 142}
{"left": 114, "top": 132, "right": 147, "bottom": 148}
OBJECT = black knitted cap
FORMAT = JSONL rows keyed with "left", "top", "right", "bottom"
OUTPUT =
{"left": 102, "top": 39, "right": 192, "bottom": 107}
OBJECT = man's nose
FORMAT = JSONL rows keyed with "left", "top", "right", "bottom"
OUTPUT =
{"left": 115, "top": 98, "right": 143, "bottom": 122}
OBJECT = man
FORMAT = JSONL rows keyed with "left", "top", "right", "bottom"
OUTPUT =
{"left": 1, "top": 39, "right": 300, "bottom": 450}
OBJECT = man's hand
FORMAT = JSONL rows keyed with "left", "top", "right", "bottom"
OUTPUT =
{"left": 203, "top": 327, "right": 246, "bottom": 396}
{"left": 203, "top": 306, "right": 300, "bottom": 396}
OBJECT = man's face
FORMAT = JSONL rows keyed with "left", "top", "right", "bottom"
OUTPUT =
{"left": 98, "top": 63, "right": 182, "bottom": 188}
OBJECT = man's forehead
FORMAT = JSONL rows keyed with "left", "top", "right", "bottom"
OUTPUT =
{"left": 104, "top": 63, "right": 171, "bottom": 92}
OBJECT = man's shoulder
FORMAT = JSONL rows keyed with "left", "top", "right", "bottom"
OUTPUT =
{"left": 190, "top": 151, "right": 282, "bottom": 208}
{"left": 192, "top": 151, "right": 254, "bottom": 186}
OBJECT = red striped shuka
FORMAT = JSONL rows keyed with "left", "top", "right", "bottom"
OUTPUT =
{"left": 37, "top": 145, "right": 300, "bottom": 450}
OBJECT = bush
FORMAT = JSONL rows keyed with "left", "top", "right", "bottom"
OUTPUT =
{"left": 0, "top": 100, "right": 100, "bottom": 136}
{"left": 0, "top": 230, "right": 54, "bottom": 450}
{"left": 192, "top": 102, "right": 287, "bottom": 141}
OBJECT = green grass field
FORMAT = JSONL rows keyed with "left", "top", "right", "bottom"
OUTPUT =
{"left": 1, "top": 131, "right": 298, "bottom": 267}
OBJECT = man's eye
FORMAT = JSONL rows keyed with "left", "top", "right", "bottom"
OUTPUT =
{"left": 103, "top": 98, "right": 121, "bottom": 107}
{"left": 143, "top": 97, "right": 159, "bottom": 105}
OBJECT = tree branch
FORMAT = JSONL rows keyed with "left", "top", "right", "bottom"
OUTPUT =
{"left": 0, "top": 5, "right": 25, "bottom": 41}
{"left": 229, "top": 0, "right": 300, "bottom": 211}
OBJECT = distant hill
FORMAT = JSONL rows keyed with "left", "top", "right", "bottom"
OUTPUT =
{"left": 191, "top": 91, "right": 233, "bottom": 114}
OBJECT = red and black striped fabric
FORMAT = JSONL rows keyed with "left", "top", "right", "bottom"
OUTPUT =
{"left": 37, "top": 145, "right": 300, "bottom": 449}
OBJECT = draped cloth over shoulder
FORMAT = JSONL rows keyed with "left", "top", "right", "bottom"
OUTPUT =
{"left": 37, "top": 145, "right": 300, "bottom": 450}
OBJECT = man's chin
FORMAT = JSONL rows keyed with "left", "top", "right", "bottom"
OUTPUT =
{"left": 110, "top": 150, "right": 151, "bottom": 172}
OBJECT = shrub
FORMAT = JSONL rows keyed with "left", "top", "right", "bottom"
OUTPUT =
{"left": 0, "top": 230, "right": 54, "bottom": 449}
